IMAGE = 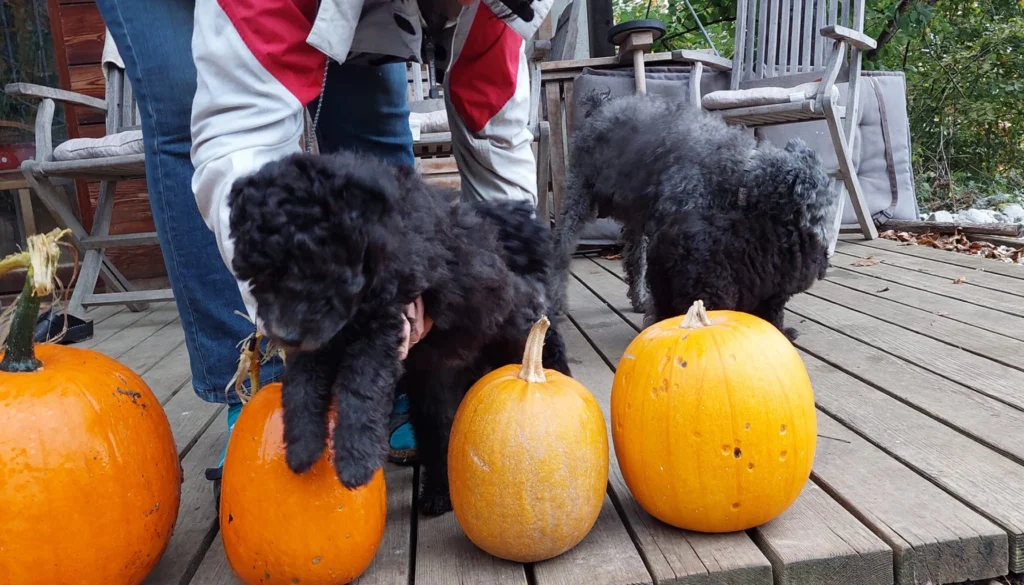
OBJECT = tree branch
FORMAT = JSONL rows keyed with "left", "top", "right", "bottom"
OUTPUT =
{"left": 866, "top": 0, "right": 935, "bottom": 60}
{"left": 659, "top": 16, "right": 736, "bottom": 47}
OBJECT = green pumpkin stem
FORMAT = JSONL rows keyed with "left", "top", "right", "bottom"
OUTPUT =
{"left": 681, "top": 300, "right": 712, "bottom": 329}
{"left": 0, "top": 274, "right": 42, "bottom": 373}
{"left": 518, "top": 316, "right": 550, "bottom": 384}
{"left": 0, "top": 229, "right": 70, "bottom": 374}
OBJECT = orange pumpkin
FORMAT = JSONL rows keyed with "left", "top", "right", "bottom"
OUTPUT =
{"left": 611, "top": 300, "right": 816, "bottom": 533}
{"left": 221, "top": 383, "right": 387, "bottom": 585}
{"left": 0, "top": 231, "right": 181, "bottom": 585}
{"left": 448, "top": 317, "right": 608, "bottom": 562}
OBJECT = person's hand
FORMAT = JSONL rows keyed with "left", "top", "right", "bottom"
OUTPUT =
{"left": 398, "top": 297, "right": 433, "bottom": 360}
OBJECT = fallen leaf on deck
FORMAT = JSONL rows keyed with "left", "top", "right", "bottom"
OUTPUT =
{"left": 851, "top": 257, "right": 881, "bottom": 267}
{"left": 934, "top": 311, "right": 949, "bottom": 317}
{"left": 876, "top": 286, "right": 890, "bottom": 292}
{"left": 953, "top": 276, "right": 967, "bottom": 284}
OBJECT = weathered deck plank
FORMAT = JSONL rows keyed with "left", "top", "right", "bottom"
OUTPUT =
{"left": 813, "top": 413, "right": 1007, "bottom": 584}
{"left": 414, "top": 512, "right": 528, "bottom": 585}
{"left": 823, "top": 266, "right": 1024, "bottom": 343}
{"left": 833, "top": 250, "right": 1024, "bottom": 318}
{"left": 164, "top": 388, "right": 224, "bottom": 459}
{"left": 787, "top": 293, "right": 1024, "bottom": 412}
{"left": 115, "top": 322, "right": 186, "bottom": 376}
{"left": 87, "top": 303, "right": 181, "bottom": 357}
{"left": 839, "top": 238, "right": 1024, "bottom": 288}
{"left": 803, "top": 352, "right": 1024, "bottom": 572}
{"left": 146, "top": 343, "right": 193, "bottom": 404}
{"left": 79, "top": 301, "right": 173, "bottom": 350}
{"left": 790, "top": 313, "right": 1024, "bottom": 463}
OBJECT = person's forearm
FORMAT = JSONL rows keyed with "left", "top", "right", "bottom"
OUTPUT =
{"left": 190, "top": 0, "right": 314, "bottom": 323}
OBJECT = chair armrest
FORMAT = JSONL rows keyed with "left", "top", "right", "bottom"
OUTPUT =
{"left": 4, "top": 83, "right": 107, "bottom": 112}
{"left": 670, "top": 49, "right": 733, "bottom": 72}
{"left": 820, "top": 25, "right": 877, "bottom": 51}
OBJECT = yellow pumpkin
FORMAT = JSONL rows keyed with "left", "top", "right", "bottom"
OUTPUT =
{"left": 448, "top": 317, "right": 609, "bottom": 562}
{"left": 611, "top": 301, "right": 816, "bottom": 532}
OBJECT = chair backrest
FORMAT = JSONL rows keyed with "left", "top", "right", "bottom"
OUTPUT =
{"left": 101, "top": 30, "right": 141, "bottom": 134}
{"left": 731, "top": 0, "right": 865, "bottom": 89}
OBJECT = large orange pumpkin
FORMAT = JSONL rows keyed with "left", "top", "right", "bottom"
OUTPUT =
{"left": 0, "top": 230, "right": 181, "bottom": 585}
{"left": 448, "top": 317, "right": 608, "bottom": 562}
{"left": 221, "top": 383, "right": 387, "bottom": 585}
{"left": 611, "top": 300, "right": 816, "bottom": 532}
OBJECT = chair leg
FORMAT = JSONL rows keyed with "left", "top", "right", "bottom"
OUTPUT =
{"left": 826, "top": 178, "right": 847, "bottom": 257}
{"left": 536, "top": 121, "right": 552, "bottom": 228}
{"left": 823, "top": 100, "right": 877, "bottom": 241}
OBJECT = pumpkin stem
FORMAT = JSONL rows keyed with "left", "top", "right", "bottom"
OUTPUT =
{"left": 680, "top": 300, "right": 713, "bottom": 329}
{"left": 0, "top": 229, "right": 69, "bottom": 373}
{"left": 518, "top": 316, "right": 550, "bottom": 383}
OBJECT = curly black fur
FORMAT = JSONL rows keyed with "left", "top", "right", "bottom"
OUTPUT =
{"left": 552, "top": 93, "right": 840, "bottom": 323}
{"left": 228, "top": 151, "right": 570, "bottom": 515}
{"left": 644, "top": 139, "right": 837, "bottom": 339}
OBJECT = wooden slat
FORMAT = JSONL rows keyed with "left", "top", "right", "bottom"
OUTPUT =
{"left": 838, "top": 244, "right": 1024, "bottom": 298}
{"left": 788, "top": 294, "right": 1024, "bottom": 413}
{"left": 83, "top": 233, "right": 161, "bottom": 249}
{"left": 777, "top": 0, "right": 793, "bottom": 76}
{"left": 114, "top": 320, "right": 185, "bottom": 375}
{"left": 823, "top": 266, "right": 1024, "bottom": 343}
{"left": 800, "top": 0, "right": 814, "bottom": 70}
{"left": 544, "top": 82, "right": 567, "bottom": 224}
{"left": 812, "top": 413, "right": 1007, "bottom": 585}
{"left": 87, "top": 302, "right": 180, "bottom": 357}
{"left": 561, "top": 300, "right": 773, "bottom": 585}
{"left": 60, "top": 3, "right": 104, "bottom": 65}
{"left": 841, "top": 237, "right": 1024, "bottom": 281}
{"left": 814, "top": 0, "right": 827, "bottom": 67}
{"left": 85, "top": 288, "right": 176, "bottom": 307}
{"left": 77, "top": 301, "right": 173, "bottom": 350}
{"left": 809, "top": 278, "right": 1024, "bottom": 374}
{"left": 743, "top": 0, "right": 758, "bottom": 81}
{"left": 142, "top": 424, "right": 225, "bottom": 585}
{"left": 756, "top": 0, "right": 770, "bottom": 78}
{"left": 765, "top": 0, "right": 780, "bottom": 77}
{"left": 163, "top": 388, "right": 224, "bottom": 459}
{"left": 144, "top": 343, "right": 193, "bottom": 404}
{"left": 751, "top": 482, "right": 892, "bottom": 585}
{"left": 832, "top": 251, "right": 1024, "bottom": 319}
{"left": 413, "top": 513, "right": 528, "bottom": 585}
{"left": 188, "top": 464, "right": 415, "bottom": 585}
{"left": 800, "top": 352, "right": 1024, "bottom": 572}
{"left": 68, "top": 63, "right": 105, "bottom": 126}
{"left": 790, "top": 307, "right": 1024, "bottom": 464}
{"left": 563, "top": 80, "right": 576, "bottom": 136}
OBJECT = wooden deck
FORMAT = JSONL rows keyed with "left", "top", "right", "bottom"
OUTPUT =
{"left": 85, "top": 236, "right": 1024, "bottom": 585}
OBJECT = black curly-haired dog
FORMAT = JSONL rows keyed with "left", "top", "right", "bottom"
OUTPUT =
{"left": 551, "top": 92, "right": 838, "bottom": 326}
{"left": 228, "top": 151, "right": 570, "bottom": 515}
{"left": 645, "top": 139, "right": 837, "bottom": 339}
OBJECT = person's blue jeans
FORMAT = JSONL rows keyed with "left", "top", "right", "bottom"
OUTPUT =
{"left": 94, "top": 0, "right": 414, "bottom": 404}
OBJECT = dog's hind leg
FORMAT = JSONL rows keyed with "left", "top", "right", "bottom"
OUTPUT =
{"left": 407, "top": 365, "right": 476, "bottom": 516}
{"left": 755, "top": 295, "right": 798, "bottom": 341}
{"left": 281, "top": 343, "right": 341, "bottom": 475}
{"left": 622, "top": 229, "right": 650, "bottom": 313}
{"left": 542, "top": 319, "right": 572, "bottom": 376}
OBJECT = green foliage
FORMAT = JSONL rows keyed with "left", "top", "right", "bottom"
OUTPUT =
{"left": 0, "top": 0, "right": 65, "bottom": 145}
{"left": 612, "top": 0, "right": 1024, "bottom": 211}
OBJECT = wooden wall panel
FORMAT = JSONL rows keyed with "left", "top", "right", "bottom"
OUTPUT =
{"left": 46, "top": 0, "right": 166, "bottom": 283}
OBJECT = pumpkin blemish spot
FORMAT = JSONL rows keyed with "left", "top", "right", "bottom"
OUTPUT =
{"left": 228, "top": 513, "right": 234, "bottom": 524}
{"left": 293, "top": 580, "right": 300, "bottom": 584}
{"left": 745, "top": 423, "right": 751, "bottom": 431}
{"left": 733, "top": 447, "right": 742, "bottom": 459}
{"left": 721, "top": 444, "right": 731, "bottom": 455}
{"left": 780, "top": 451, "right": 788, "bottom": 461}
{"left": 693, "top": 431, "right": 701, "bottom": 439}
{"left": 747, "top": 463, "right": 755, "bottom": 471}
{"left": 780, "top": 424, "right": 787, "bottom": 434}
{"left": 678, "top": 359, "right": 687, "bottom": 368}
{"left": 731, "top": 502, "right": 741, "bottom": 510}
{"left": 312, "top": 556, "right": 322, "bottom": 565}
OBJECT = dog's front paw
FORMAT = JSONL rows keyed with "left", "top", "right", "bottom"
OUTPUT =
{"left": 285, "top": 437, "right": 326, "bottom": 474}
{"left": 335, "top": 455, "right": 381, "bottom": 490}
{"left": 783, "top": 327, "right": 799, "bottom": 341}
{"left": 418, "top": 491, "right": 453, "bottom": 516}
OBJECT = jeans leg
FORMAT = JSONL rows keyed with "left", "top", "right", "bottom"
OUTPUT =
{"left": 94, "top": 0, "right": 282, "bottom": 403}
{"left": 308, "top": 61, "right": 414, "bottom": 167}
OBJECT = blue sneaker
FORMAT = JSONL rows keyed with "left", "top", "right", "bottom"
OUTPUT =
{"left": 206, "top": 402, "right": 244, "bottom": 508}
{"left": 388, "top": 393, "right": 418, "bottom": 464}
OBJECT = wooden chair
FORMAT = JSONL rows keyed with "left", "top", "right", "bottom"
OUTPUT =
{"left": 5, "top": 31, "right": 171, "bottom": 318}
{"left": 701, "top": 0, "right": 879, "bottom": 250}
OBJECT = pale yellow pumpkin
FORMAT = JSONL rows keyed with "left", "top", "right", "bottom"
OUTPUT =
{"left": 611, "top": 301, "right": 816, "bottom": 532}
{"left": 448, "top": 317, "right": 609, "bottom": 562}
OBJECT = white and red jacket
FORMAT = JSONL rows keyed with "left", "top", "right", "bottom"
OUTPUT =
{"left": 190, "top": 0, "right": 551, "bottom": 325}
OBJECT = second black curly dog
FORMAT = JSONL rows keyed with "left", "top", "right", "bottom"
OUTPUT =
{"left": 228, "top": 151, "right": 570, "bottom": 515}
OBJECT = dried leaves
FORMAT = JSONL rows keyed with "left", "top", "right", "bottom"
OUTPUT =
{"left": 880, "top": 229, "right": 1024, "bottom": 264}
{"left": 953, "top": 276, "right": 968, "bottom": 284}
{"left": 851, "top": 257, "right": 881, "bottom": 267}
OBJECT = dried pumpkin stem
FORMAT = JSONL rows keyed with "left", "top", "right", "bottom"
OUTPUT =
{"left": 518, "top": 316, "right": 550, "bottom": 383}
{"left": 0, "top": 230, "right": 69, "bottom": 374}
{"left": 680, "top": 300, "right": 712, "bottom": 329}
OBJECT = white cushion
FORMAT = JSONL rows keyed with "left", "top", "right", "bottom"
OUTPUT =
{"left": 701, "top": 81, "right": 840, "bottom": 111}
{"left": 410, "top": 109, "right": 449, "bottom": 135}
{"left": 51, "top": 130, "right": 144, "bottom": 162}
